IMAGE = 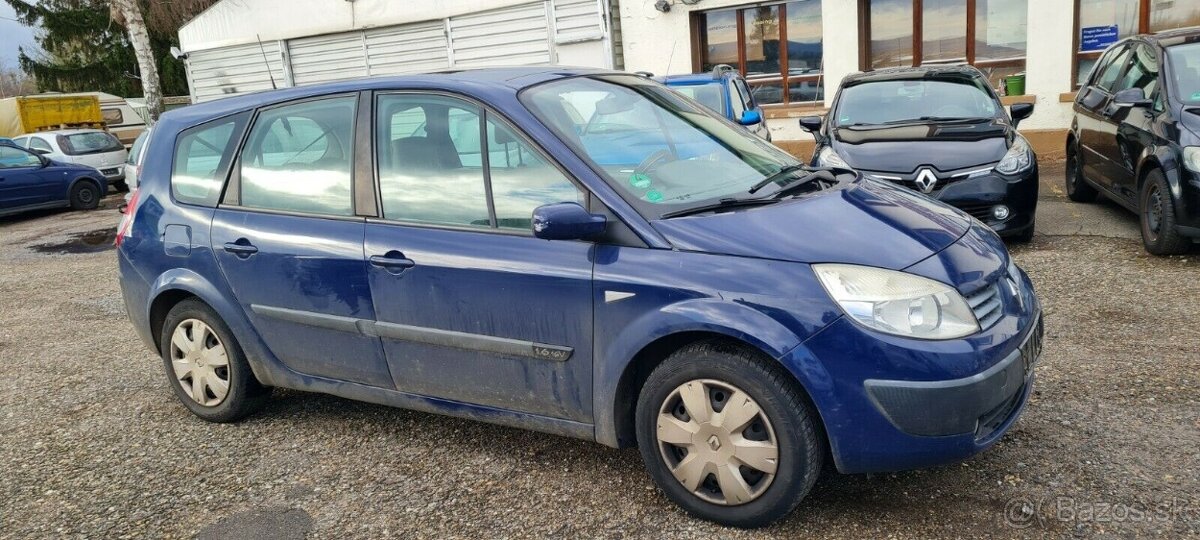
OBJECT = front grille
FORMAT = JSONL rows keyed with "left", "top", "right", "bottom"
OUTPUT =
{"left": 965, "top": 282, "right": 1003, "bottom": 329}
{"left": 101, "top": 167, "right": 120, "bottom": 176}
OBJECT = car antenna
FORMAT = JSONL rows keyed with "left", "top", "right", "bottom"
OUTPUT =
{"left": 256, "top": 34, "right": 277, "bottom": 90}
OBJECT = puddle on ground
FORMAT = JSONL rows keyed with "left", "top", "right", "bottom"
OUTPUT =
{"left": 29, "top": 227, "right": 117, "bottom": 254}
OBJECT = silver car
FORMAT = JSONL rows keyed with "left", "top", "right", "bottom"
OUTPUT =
{"left": 12, "top": 129, "right": 129, "bottom": 190}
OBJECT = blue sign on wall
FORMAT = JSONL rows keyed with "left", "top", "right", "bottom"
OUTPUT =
{"left": 1080, "top": 25, "right": 1119, "bottom": 52}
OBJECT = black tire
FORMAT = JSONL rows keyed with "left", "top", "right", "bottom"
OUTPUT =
{"left": 68, "top": 180, "right": 101, "bottom": 210}
{"left": 159, "top": 299, "right": 271, "bottom": 422}
{"left": 635, "top": 341, "right": 823, "bottom": 528}
{"left": 1065, "top": 146, "right": 1098, "bottom": 203}
{"left": 1139, "top": 169, "right": 1191, "bottom": 256}
{"left": 1009, "top": 221, "right": 1035, "bottom": 244}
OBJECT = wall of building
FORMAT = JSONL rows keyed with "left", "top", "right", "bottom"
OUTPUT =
{"left": 617, "top": 0, "right": 1079, "bottom": 157}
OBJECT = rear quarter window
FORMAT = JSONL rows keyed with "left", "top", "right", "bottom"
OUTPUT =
{"left": 171, "top": 113, "right": 249, "bottom": 207}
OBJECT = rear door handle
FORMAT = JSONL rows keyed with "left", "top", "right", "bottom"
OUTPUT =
{"left": 223, "top": 240, "right": 258, "bottom": 257}
{"left": 369, "top": 252, "right": 415, "bottom": 270}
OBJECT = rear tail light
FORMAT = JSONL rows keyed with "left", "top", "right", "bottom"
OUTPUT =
{"left": 115, "top": 188, "right": 140, "bottom": 246}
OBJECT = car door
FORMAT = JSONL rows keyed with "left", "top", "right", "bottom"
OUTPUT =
{"left": 0, "top": 145, "right": 52, "bottom": 209}
{"left": 208, "top": 94, "right": 394, "bottom": 388}
{"left": 1107, "top": 43, "right": 1162, "bottom": 202}
{"left": 1080, "top": 45, "right": 1132, "bottom": 190}
{"left": 364, "top": 92, "right": 594, "bottom": 422}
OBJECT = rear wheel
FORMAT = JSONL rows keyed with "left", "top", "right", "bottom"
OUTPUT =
{"left": 1065, "top": 146, "right": 1097, "bottom": 203}
{"left": 160, "top": 299, "right": 271, "bottom": 422}
{"left": 1139, "top": 169, "right": 1191, "bottom": 256}
{"left": 635, "top": 341, "right": 822, "bottom": 528}
{"left": 68, "top": 181, "right": 100, "bottom": 210}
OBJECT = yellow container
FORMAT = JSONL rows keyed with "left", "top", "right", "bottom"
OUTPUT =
{"left": 0, "top": 95, "right": 103, "bottom": 137}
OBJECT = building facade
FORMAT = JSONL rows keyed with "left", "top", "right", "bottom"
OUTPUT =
{"left": 177, "top": 0, "right": 1199, "bottom": 156}
{"left": 178, "top": 0, "right": 621, "bottom": 102}
{"left": 617, "top": 0, "right": 1200, "bottom": 155}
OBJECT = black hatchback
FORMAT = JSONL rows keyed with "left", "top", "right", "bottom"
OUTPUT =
{"left": 1067, "top": 29, "right": 1200, "bottom": 255}
{"left": 800, "top": 66, "right": 1038, "bottom": 242}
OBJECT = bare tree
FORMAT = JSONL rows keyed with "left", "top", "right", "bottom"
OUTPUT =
{"left": 110, "top": 0, "right": 162, "bottom": 120}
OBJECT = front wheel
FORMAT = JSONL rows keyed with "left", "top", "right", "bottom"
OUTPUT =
{"left": 68, "top": 181, "right": 100, "bottom": 210}
{"left": 1140, "top": 170, "right": 1191, "bottom": 256}
{"left": 635, "top": 341, "right": 823, "bottom": 528}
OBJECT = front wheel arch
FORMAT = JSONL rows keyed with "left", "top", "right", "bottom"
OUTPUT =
{"left": 612, "top": 332, "right": 830, "bottom": 461}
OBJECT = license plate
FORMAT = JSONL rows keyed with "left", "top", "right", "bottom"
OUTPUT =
{"left": 102, "top": 168, "right": 119, "bottom": 176}
{"left": 1020, "top": 316, "right": 1043, "bottom": 377}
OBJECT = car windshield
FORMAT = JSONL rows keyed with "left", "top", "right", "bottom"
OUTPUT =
{"left": 668, "top": 82, "right": 727, "bottom": 115}
{"left": 522, "top": 75, "right": 799, "bottom": 217}
{"left": 834, "top": 77, "right": 999, "bottom": 126}
{"left": 59, "top": 131, "right": 124, "bottom": 155}
{"left": 1167, "top": 42, "right": 1200, "bottom": 106}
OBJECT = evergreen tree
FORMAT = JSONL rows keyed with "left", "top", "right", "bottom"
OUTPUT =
{"left": 2, "top": 0, "right": 211, "bottom": 97}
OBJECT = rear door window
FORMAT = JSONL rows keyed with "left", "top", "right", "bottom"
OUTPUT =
{"left": 172, "top": 113, "right": 248, "bottom": 207}
{"left": 238, "top": 96, "right": 357, "bottom": 217}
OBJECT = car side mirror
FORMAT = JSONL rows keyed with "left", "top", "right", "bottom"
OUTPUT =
{"left": 1112, "top": 87, "right": 1151, "bottom": 108}
{"left": 531, "top": 202, "right": 606, "bottom": 240}
{"left": 798, "top": 115, "right": 823, "bottom": 133}
{"left": 1009, "top": 103, "right": 1034, "bottom": 127}
{"left": 738, "top": 109, "right": 762, "bottom": 126}
{"left": 37, "top": 155, "right": 49, "bottom": 167}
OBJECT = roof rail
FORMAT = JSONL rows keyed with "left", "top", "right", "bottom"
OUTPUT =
{"left": 711, "top": 64, "right": 737, "bottom": 79}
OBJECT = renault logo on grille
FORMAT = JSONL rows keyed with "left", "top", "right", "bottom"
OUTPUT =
{"left": 914, "top": 168, "right": 939, "bottom": 194}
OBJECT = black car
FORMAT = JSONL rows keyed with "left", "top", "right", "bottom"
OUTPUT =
{"left": 1067, "top": 29, "right": 1200, "bottom": 255}
{"left": 800, "top": 66, "right": 1038, "bottom": 242}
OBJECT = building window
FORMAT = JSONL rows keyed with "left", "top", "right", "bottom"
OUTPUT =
{"left": 1074, "top": 0, "right": 1200, "bottom": 86}
{"left": 861, "top": 0, "right": 1028, "bottom": 89}
{"left": 695, "top": 0, "right": 824, "bottom": 106}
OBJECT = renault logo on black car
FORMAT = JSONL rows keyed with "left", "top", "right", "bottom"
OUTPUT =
{"left": 914, "top": 168, "right": 938, "bottom": 194}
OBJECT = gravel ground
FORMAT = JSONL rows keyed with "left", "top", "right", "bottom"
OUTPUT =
{"left": 1, "top": 167, "right": 1198, "bottom": 539}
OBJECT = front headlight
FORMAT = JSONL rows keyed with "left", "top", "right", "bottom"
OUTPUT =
{"left": 813, "top": 264, "right": 980, "bottom": 340}
{"left": 1183, "top": 147, "right": 1200, "bottom": 172}
{"left": 816, "top": 146, "right": 849, "bottom": 168}
{"left": 995, "top": 136, "right": 1033, "bottom": 175}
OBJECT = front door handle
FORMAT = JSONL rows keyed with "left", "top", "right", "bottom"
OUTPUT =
{"left": 369, "top": 252, "right": 415, "bottom": 271}
{"left": 223, "top": 240, "right": 258, "bottom": 258}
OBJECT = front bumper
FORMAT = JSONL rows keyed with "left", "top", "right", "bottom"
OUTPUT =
{"left": 866, "top": 315, "right": 1042, "bottom": 437}
{"left": 783, "top": 252, "right": 1042, "bottom": 474}
{"left": 933, "top": 165, "right": 1039, "bottom": 238}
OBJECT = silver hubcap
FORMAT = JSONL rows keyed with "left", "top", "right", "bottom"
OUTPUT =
{"left": 656, "top": 379, "right": 779, "bottom": 506}
{"left": 170, "top": 319, "right": 230, "bottom": 407}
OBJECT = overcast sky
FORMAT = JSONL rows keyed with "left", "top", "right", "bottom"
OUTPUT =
{"left": 0, "top": 2, "right": 38, "bottom": 68}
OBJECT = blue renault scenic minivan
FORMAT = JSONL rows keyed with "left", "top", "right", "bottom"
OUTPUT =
{"left": 117, "top": 68, "right": 1042, "bottom": 528}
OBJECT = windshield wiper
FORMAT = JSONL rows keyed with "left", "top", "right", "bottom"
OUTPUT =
{"left": 880, "top": 116, "right": 992, "bottom": 125}
{"left": 746, "top": 164, "right": 810, "bottom": 194}
{"left": 767, "top": 169, "right": 840, "bottom": 199}
{"left": 660, "top": 197, "right": 779, "bottom": 219}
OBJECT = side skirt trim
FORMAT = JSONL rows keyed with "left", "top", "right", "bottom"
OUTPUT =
{"left": 250, "top": 304, "right": 574, "bottom": 361}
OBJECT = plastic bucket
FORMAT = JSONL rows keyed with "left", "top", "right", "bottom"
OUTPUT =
{"left": 1005, "top": 74, "right": 1026, "bottom": 96}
